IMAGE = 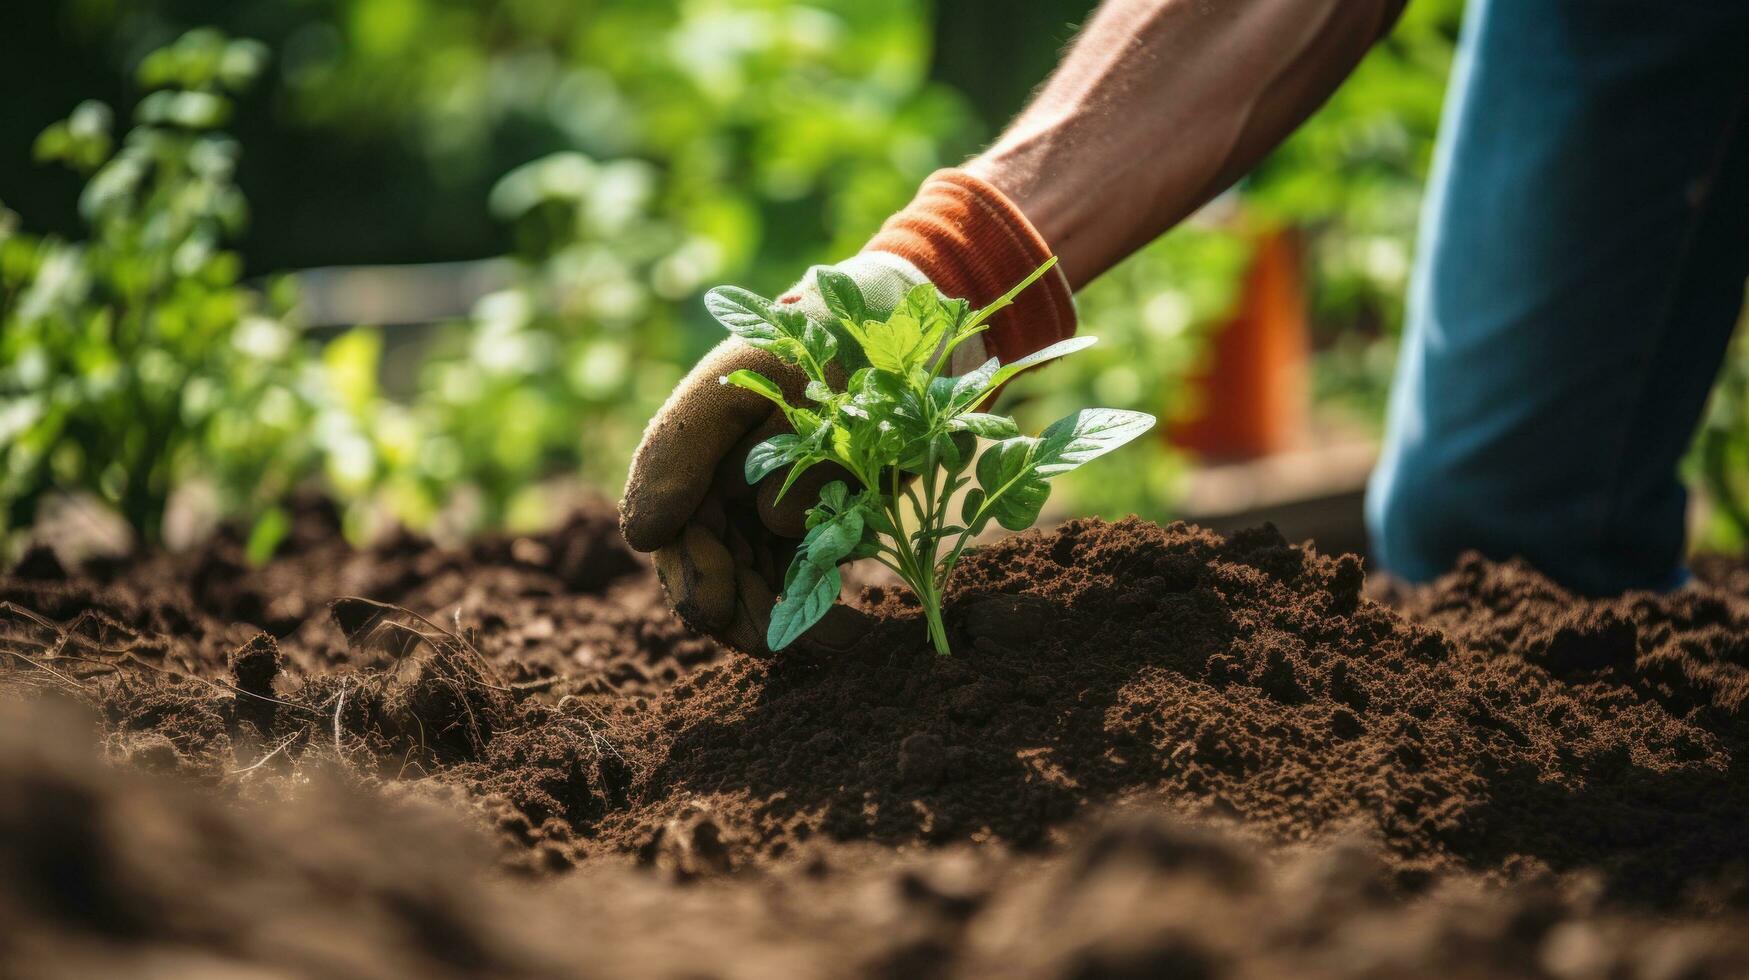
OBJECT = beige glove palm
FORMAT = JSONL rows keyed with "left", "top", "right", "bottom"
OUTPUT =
{"left": 620, "top": 253, "right": 982, "bottom": 654}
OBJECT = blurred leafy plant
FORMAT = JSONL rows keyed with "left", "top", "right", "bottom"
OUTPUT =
{"left": 11, "top": 3, "right": 982, "bottom": 548}
{"left": 265, "top": 0, "right": 977, "bottom": 289}
{"left": 1241, "top": 0, "right": 1462, "bottom": 433}
{"left": 0, "top": 29, "right": 381, "bottom": 559}
{"left": 1691, "top": 330, "right": 1749, "bottom": 552}
{"left": 393, "top": 152, "right": 697, "bottom": 532}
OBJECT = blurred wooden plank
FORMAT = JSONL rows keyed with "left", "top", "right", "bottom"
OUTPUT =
{"left": 1178, "top": 439, "right": 1377, "bottom": 558}
{"left": 292, "top": 259, "right": 514, "bottom": 329}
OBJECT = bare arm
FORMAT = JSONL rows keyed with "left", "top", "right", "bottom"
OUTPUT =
{"left": 967, "top": 0, "right": 1408, "bottom": 289}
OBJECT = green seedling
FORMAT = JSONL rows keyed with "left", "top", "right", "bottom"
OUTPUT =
{"left": 705, "top": 258, "right": 1155, "bottom": 655}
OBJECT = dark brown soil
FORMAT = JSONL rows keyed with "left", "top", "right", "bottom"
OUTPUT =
{"left": 5, "top": 500, "right": 1749, "bottom": 976}
{"left": 630, "top": 520, "right": 1749, "bottom": 906}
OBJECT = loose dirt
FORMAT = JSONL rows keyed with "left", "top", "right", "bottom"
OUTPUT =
{"left": 5, "top": 501, "right": 1749, "bottom": 976}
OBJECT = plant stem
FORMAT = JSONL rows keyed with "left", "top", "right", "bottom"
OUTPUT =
{"left": 921, "top": 450, "right": 956, "bottom": 655}
{"left": 922, "top": 597, "right": 951, "bottom": 656}
{"left": 922, "top": 443, "right": 938, "bottom": 526}
{"left": 884, "top": 463, "right": 954, "bottom": 655}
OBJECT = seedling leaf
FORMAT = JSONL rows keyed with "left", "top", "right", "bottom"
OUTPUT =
{"left": 851, "top": 312, "right": 925, "bottom": 374}
{"left": 989, "top": 336, "right": 1098, "bottom": 389}
{"left": 950, "top": 413, "right": 1020, "bottom": 439}
{"left": 745, "top": 434, "right": 803, "bottom": 484}
{"left": 818, "top": 480, "right": 850, "bottom": 513}
{"left": 805, "top": 508, "right": 864, "bottom": 566}
{"left": 950, "top": 357, "right": 1000, "bottom": 408}
{"left": 960, "top": 488, "right": 985, "bottom": 524}
{"left": 815, "top": 266, "right": 868, "bottom": 326}
{"left": 974, "top": 437, "right": 1051, "bottom": 531}
{"left": 768, "top": 560, "right": 841, "bottom": 651}
{"left": 1034, "top": 409, "right": 1157, "bottom": 476}
{"left": 772, "top": 455, "right": 823, "bottom": 504}
{"left": 802, "top": 319, "right": 837, "bottom": 366}
{"left": 721, "top": 369, "right": 788, "bottom": 409}
{"left": 705, "top": 286, "right": 791, "bottom": 341}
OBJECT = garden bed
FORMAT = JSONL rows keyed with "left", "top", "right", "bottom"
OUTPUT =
{"left": 4, "top": 502, "right": 1749, "bottom": 977}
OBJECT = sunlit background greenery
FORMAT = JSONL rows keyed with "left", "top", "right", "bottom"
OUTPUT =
{"left": 4, "top": 0, "right": 1744, "bottom": 561}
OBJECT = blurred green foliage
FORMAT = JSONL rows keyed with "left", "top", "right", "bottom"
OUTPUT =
{"left": 0, "top": 30, "right": 379, "bottom": 557}
{"left": 26, "top": 0, "right": 979, "bottom": 278}
{"left": 2, "top": 2, "right": 1466, "bottom": 552}
{"left": 1250, "top": 0, "right": 1456, "bottom": 331}
{"left": 1691, "top": 329, "right": 1749, "bottom": 553}
{"left": 46, "top": 2, "right": 1749, "bottom": 565}
{"left": 273, "top": 0, "right": 979, "bottom": 283}
{"left": 396, "top": 152, "right": 694, "bottom": 531}
{"left": 4, "top": 4, "right": 983, "bottom": 551}
{"left": 10, "top": 1, "right": 1745, "bottom": 566}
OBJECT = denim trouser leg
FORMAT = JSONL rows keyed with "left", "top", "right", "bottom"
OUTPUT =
{"left": 1366, "top": 0, "right": 1749, "bottom": 595}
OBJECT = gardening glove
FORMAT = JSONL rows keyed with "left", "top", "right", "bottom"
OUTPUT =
{"left": 620, "top": 168, "right": 1076, "bottom": 654}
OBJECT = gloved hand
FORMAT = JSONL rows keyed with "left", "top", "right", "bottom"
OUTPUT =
{"left": 619, "top": 169, "right": 1076, "bottom": 654}
{"left": 619, "top": 254, "right": 938, "bottom": 653}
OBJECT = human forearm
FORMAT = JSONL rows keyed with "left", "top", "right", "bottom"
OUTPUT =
{"left": 967, "top": 0, "right": 1407, "bottom": 289}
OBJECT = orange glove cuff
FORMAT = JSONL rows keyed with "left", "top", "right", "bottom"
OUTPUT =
{"left": 863, "top": 168, "right": 1076, "bottom": 364}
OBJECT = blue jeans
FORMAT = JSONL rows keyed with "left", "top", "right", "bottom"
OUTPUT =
{"left": 1367, "top": 0, "right": 1749, "bottom": 595}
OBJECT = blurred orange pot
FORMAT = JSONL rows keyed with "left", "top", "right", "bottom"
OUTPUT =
{"left": 1169, "top": 226, "right": 1310, "bottom": 460}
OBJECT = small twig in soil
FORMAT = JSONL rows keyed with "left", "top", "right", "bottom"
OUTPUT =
{"left": 230, "top": 735, "right": 298, "bottom": 775}
{"left": 0, "top": 600, "right": 61, "bottom": 633}
{"left": 510, "top": 675, "right": 563, "bottom": 696}
{"left": 413, "top": 713, "right": 429, "bottom": 757}
{"left": 333, "top": 683, "right": 349, "bottom": 757}
{"left": 334, "top": 596, "right": 511, "bottom": 691}
{"left": 55, "top": 651, "right": 322, "bottom": 718}
{"left": 1, "top": 648, "right": 85, "bottom": 692}
{"left": 395, "top": 744, "right": 429, "bottom": 781}
{"left": 1, "top": 602, "right": 140, "bottom": 659}
{"left": 1, "top": 600, "right": 321, "bottom": 717}
{"left": 553, "top": 697, "right": 633, "bottom": 769}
